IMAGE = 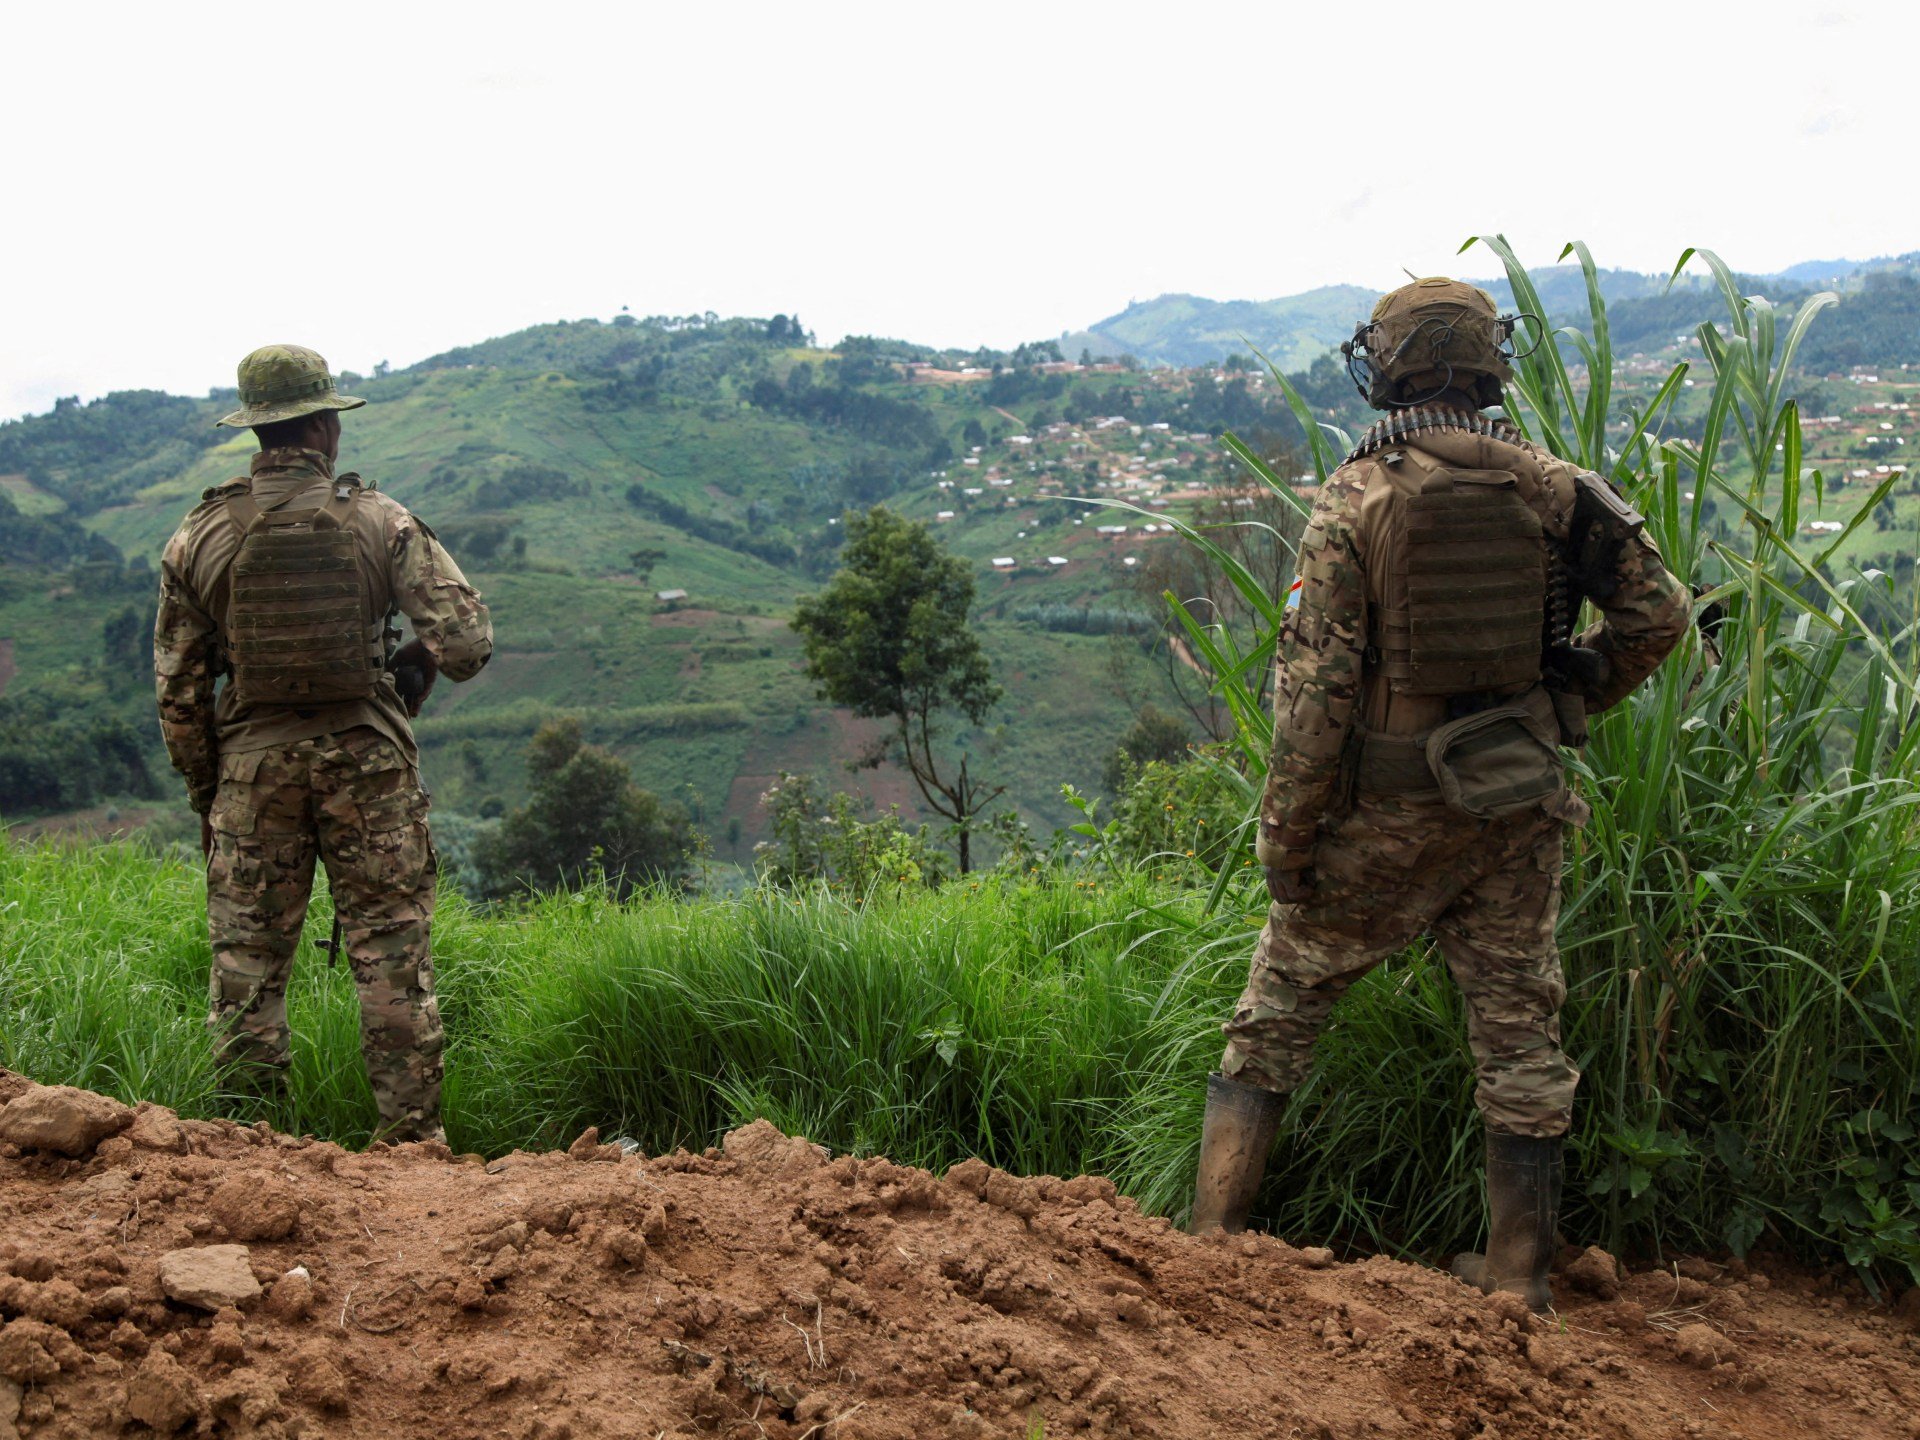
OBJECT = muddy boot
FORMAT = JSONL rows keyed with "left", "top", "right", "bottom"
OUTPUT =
{"left": 1187, "top": 1073, "right": 1286, "bottom": 1235}
{"left": 1451, "top": 1130, "right": 1564, "bottom": 1312}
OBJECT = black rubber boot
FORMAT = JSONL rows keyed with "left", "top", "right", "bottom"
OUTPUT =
{"left": 1450, "top": 1130, "right": 1564, "bottom": 1312}
{"left": 1187, "top": 1073, "right": 1287, "bottom": 1235}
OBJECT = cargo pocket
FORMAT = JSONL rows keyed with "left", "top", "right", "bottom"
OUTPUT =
{"left": 1425, "top": 693, "right": 1564, "bottom": 820}
{"left": 210, "top": 790, "right": 259, "bottom": 839}
{"left": 359, "top": 787, "right": 426, "bottom": 836}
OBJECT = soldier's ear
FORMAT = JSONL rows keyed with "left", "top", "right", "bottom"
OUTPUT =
{"left": 310, "top": 410, "right": 342, "bottom": 456}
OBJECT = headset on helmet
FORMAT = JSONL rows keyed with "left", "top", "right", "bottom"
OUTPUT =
{"left": 1339, "top": 277, "right": 1542, "bottom": 410}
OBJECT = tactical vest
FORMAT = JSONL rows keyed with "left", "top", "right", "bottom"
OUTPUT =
{"left": 221, "top": 477, "right": 386, "bottom": 707}
{"left": 1369, "top": 453, "right": 1547, "bottom": 697}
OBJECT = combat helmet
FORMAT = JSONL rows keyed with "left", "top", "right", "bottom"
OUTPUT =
{"left": 1340, "top": 278, "right": 1533, "bottom": 410}
{"left": 216, "top": 344, "right": 365, "bottom": 429}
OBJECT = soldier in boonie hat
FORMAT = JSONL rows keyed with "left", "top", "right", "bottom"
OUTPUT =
{"left": 157, "top": 340, "right": 494, "bottom": 1145}
{"left": 216, "top": 344, "right": 366, "bottom": 430}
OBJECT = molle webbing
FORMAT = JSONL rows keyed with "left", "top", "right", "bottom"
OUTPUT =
{"left": 223, "top": 482, "right": 383, "bottom": 706}
{"left": 1378, "top": 480, "right": 1546, "bottom": 696}
{"left": 1344, "top": 406, "right": 1523, "bottom": 464}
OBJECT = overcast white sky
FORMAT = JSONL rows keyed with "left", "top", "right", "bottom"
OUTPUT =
{"left": 2, "top": 1, "right": 1914, "bottom": 422}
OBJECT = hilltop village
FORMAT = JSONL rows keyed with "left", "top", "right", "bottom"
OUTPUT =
{"left": 900, "top": 342, "right": 1920, "bottom": 585}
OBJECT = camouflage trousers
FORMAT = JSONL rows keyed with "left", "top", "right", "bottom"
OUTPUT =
{"left": 1221, "top": 795, "right": 1579, "bottom": 1138}
{"left": 205, "top": 727, "right": 443, "bottom": 1140}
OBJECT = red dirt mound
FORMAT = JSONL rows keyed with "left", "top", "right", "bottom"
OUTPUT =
{"left": 0, "top": 1071, "right": 1914, "bottom": 1439}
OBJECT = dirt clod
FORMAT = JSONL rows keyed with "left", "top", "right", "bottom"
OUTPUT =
{"left": 208, "top": 1307, "right": 247, "bottom": 1363}
{"left": 128, "top": 1101, "right": 189, "bottom": 1154}
{"left": 1566, "top": 1245, "right": 1624, "bottom": 1299}
{"left": 291, "top": 1347, "right": 351, "bottom": 1411}
{"left": 1675, "top": 1321, "right": 1737, "bottom": 1369}
{"left": 0, "top": 1083, "right": 132, "bottom": 1156}
{"left": 265, "top": 1266, "right": 314, "bottom": 1323}
{"left": 208, "top": 1172, "right": 301, "bottom": 1240}
{"left": 0, "top": 1321, "right": 62, "bottom": 1385}
{"left": 124, "top": 1349, "right": 203, "bottom": 1433}
{"left": 723, "top": 1118, "right": 828, "bottom": 1177}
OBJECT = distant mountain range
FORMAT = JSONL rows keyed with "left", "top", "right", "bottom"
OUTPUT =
{"left": 1063, "top": 254, "right": 1920, "bottom": 371}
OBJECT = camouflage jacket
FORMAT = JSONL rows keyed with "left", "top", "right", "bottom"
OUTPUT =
{"left": 1256, "top": 428, "right": 1690, "bottom": 869}
{"left": 154, "top": 447, "right": 492, "bottom": 813}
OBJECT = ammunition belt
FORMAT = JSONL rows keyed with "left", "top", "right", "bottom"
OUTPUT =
{"left": 1344, "top": 407, "right": 1523, "bottom": 465}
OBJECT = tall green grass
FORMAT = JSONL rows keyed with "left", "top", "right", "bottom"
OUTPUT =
{"left": 0, "top": 839, "right": 1230, "bottom": 1177}
{"left": 1109, "top": 239, "right": 1920, "bottom": 1286}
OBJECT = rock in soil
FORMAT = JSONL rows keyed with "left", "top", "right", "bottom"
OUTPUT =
{"left": 0, "top": 1066, "right": 1914, "bottom": 1438}
{"left": 157, "top": 1244, "right": 261, "bottom": 1311}
{"left": 0, "top": 1083, "right": 132, "bottom": 1156}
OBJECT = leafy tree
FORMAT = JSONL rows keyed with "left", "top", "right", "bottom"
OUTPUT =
{"left": 1101, "top": 703, "right": 1194, "bottom": 793}
{"left": 791, "top": 507, "right": 1003, "bottom": 872}
{"left": 1010, "top": 339, "right": 1064, "bottom": 367}
{"left": 473, "top": 718, "right": 692, "bottom": 899}
{"left": 0, "top": 695, "right": 158, "bottom": 815}
{"left": 628, "top": 547, "right": 668, "bottom": 584}
{"left": 101, "top": 603, "right": 154, "bottom": 677}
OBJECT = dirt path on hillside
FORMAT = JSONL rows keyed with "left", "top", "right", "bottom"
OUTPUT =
{"left": 0, "top": 1070, "right": 1914, "bottom": 1439}
{"left": 0, "top": 638, "right": 14, "bottom": 700}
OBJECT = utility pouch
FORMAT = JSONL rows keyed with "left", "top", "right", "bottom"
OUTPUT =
{"left": 1424, "top": 691, "right": 1563, "bottom": 819}
{"left": 1547, "top": 685, "right": 1589, "bottom": 749}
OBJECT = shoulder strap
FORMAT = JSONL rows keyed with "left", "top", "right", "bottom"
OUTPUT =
{"left": 223, "top": 474, "right": 342, "bottom": 538}
{"left": 222, "top": 488, "right": 263, "bottom": 535}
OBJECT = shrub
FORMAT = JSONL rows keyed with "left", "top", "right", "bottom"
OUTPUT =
{"left": 755, "top": 771, "right": 951, "bottom": 893}
{"left": 473, "top": 719, "right": 694, "bottom": 900}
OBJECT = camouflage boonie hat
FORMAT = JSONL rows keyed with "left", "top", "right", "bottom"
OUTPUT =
{"left": 216, "top": 344, "right": 365, "bottom": 429}
{"left": 1367, "top": 277, "right": 1512, "bottom": 389}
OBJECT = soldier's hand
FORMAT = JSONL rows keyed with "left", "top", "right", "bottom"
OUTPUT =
{"left": 389, "top": 639, "right": 439, "bottom": 718}
{"left": 1264, "top": 865, "right": 1313, "bottom": 906}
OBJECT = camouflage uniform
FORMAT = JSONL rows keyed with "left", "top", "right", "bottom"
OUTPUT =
{"left": 1220, "top": 425, "right": 1691, "bottom": 1138}
{"left": 155, "top": 355, "right": 492, "bottom": 1139}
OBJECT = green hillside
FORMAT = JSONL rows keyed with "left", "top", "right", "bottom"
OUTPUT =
{"left": 1061, "top": 285, "right": 1377, "bottom": 372}
{"left": 0, "top": 315, "right": 1311, "bottom": 854}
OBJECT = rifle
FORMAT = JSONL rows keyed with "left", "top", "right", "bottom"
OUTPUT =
{"left": 315, "top": 910, "right": 344, "bottom": 969}
{"left": 1541, "top": 472, "right": 1646, "bottom": 744}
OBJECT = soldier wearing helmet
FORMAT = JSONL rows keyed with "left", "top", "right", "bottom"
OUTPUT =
{"left": 1186, "top": 278, "right": 1691, "bottom": 1312}
{"left": 154, "top": 345, "right": 493, "bottom": 1143}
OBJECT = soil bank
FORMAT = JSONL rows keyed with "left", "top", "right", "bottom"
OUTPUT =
{"left": 0, "top": 1070, "right": 1915, "bottom": 1439}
